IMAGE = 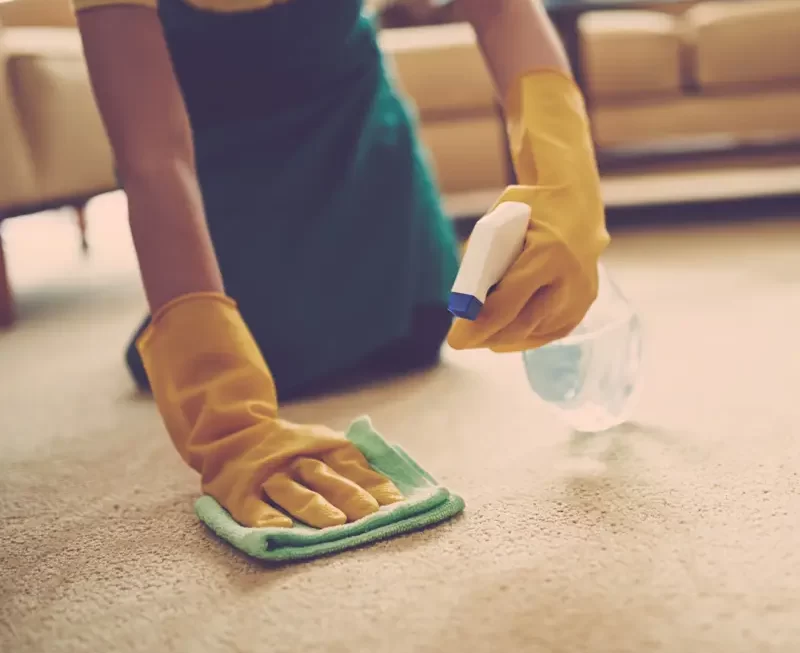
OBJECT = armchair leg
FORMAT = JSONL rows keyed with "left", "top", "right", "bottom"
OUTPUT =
{"left": 75, "top": 202, "right": 89, "bottom": 254}
{"left": 0, "top": 231, "right": 14, "bottom": 328}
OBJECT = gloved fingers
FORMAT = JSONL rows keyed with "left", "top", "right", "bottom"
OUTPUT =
{"left": 291, "top": 458, "right": 381, "bottom": 522}
{"left": 262, "top": 471, "right": 347, "bottom": 529}
{"left": 533, "top": 282, "right": 595, "bottom": 339}
{"left": 447, "top": 309, "right": 505, "bottom": 351}
{"left": 488, "top": 315, "right": 578, "bottom": 353}
{"left": 459, "top": 283, "right": 555, "bottom": 352}
{"left": 485, "top": 276, "right": 594, "bottom": 352}
{"left": 323, "top": 448, "right": 405, "bottom": 506}
{"left": 229, "top": 492, "right": 294, "bottom": 529}
{"left": 447, "top": 249, "right": 551, "bottom": 350}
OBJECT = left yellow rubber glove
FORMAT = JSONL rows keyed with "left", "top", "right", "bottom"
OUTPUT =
{"left": 137, "top": 292, "right": 405, "bottom": 529}
{"left": 447, "top": 70, "right": 610, "bottom": 353}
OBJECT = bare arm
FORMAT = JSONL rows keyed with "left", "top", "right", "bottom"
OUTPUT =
{"left": 77, "top": 5, "right": 224, "bottom": 313}
{"left": 458, "top": 0, "right": 571, "bottom": 101}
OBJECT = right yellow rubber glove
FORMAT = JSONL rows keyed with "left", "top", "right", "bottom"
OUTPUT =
{"left": 447, "top": 70, "right": 610, "bottom": 353}
{"left": 136, "top": 292, "right": 405, "bottom": 529}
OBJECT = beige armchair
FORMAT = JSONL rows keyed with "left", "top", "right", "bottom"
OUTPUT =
{"left": 0, "top": 0, "right": 116, "bottom": 326}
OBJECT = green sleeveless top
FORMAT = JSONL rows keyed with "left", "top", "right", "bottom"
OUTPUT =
{"left": 154, "top": 0, "right": 459, "bottom": 395}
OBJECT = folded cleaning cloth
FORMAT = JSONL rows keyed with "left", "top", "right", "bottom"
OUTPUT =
{"left": 194, "top": 416, "right": 465, "bottom": 562}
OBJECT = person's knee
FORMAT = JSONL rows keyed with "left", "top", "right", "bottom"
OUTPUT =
{"left": 409, "top": 304, "right": 452, "bottom": 362}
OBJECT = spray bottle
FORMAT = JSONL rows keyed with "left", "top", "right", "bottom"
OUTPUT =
{"left": 449, "top": 202, "right": 644, "bottom": 433}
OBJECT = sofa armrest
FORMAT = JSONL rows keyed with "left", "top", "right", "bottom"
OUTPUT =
{"left": 1, "top": 26, "right": 116, "bottom": 207}
{"left": 0, "top": 27, "right": 37, "bottom": 212}
{"left": 0, "top": 0, "right": 77, "bottom": 28}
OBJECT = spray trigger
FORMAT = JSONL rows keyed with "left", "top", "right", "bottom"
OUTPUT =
{"left": 448, "top": 202, "right": 531, "bottom": 321}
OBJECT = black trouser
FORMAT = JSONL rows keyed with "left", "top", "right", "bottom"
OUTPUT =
{"left": 125, "top": 304, "right": 452, "bottom": 402}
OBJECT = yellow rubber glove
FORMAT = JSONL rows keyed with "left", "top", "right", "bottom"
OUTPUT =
{"left": 447, "top": 70, "right": 610, "bottom": 353}
{"left": 136, "top": 292, "right": 405, "bottom": 529}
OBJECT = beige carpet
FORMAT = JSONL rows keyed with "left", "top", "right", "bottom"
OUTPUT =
{"left": 2, "top": 192, "right": 800, "bottom": 653}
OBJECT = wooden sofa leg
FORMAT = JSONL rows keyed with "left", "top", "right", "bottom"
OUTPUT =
{"left": 76, "top": 202, "right": 89, "bottom": 253}
{"left": 0, "top": 231, "right": 14, "bottom": 328}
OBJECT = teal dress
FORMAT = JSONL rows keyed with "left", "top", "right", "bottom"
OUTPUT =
{"left": 125, "top": 0, "right": 460, "bottom": 399}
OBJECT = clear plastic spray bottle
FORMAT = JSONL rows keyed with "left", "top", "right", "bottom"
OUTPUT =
{"left": 449, "top": 202, "right": 644, "bottom": 433}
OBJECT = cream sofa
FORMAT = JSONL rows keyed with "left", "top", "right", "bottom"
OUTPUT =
{"left": 584, "top": 0, "right": 800, "bottom": 150}
{"left": 0, "top": 0, "right": 115, "bottom": 326}
{"left": 379, "top": 0, "right": 800, "bottom": 203}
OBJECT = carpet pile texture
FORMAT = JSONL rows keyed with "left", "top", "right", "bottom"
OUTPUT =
{"left": 2, "top": 194, "right": 799, "bottom": 652}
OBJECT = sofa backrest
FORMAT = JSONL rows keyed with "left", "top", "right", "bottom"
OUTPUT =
{"left": 0, "top": 0, "right": 77, "bottom": 28}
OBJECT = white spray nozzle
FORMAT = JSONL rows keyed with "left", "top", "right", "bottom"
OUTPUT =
{"left": 448, "top": 201, "right": 531, "bottom": 321}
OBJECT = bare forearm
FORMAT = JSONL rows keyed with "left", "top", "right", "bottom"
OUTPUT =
{"left": 123, "top": 162, "right": 224, "bottom": 312}
{"left": 78, "top": 6, "right": 223, "bottom": 315}
{"left": 460, "top": 0, "right": 571, "bottom": 101}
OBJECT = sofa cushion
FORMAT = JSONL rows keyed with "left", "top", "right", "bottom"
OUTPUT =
{"left": 4, "top": 28, "right": 115, "bottom": 204}
{"left": 379, "top": 23, "right": 496, "bottom": 117}
{"left": 580, "top": 10, "right": 684, "bottom": 102}
{"left": 685, "top": 0, "right": 800, "bottom": 89}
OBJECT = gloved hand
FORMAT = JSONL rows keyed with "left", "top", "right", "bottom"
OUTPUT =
{"left": 137, "top": 292, "right": 405, "bottom": 529}
{"left": 447, "top": 70, "right": 610, "bottom": 353}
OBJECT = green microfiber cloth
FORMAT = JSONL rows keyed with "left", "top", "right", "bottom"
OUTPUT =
{"left": 194, "top": 416, "right": 465, "bottom": 562}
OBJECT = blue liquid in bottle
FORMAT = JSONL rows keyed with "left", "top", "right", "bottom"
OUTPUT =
{"left": 521, "top": 264, "right": 644, "bottom": 432}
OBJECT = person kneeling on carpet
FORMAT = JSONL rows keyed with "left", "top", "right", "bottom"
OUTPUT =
{"left": 74, "top": 0, "right": 609, "bottom": 529}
